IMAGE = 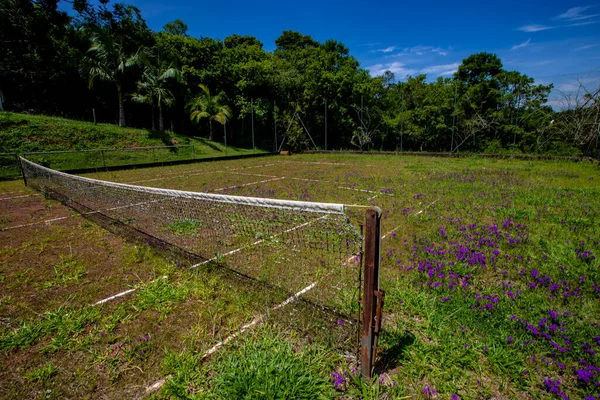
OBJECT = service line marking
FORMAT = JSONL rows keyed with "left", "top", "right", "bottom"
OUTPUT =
{"left": 144, "top": 281, "right": 319, "bottom": 395}
{"left": 210, "top": 177, "right": 285, "bottom": 192}
{"left": 381, "top": 198, "right": 439, "bottom": 239}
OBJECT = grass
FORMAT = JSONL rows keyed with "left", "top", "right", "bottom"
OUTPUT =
{"left": 1, "top": 153, "right": 599, "bottom": 399}
{"left": 0, "top": 111, "right": 266, "bottom": 178}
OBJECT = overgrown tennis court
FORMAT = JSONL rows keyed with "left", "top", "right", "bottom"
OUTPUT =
{"left": 1, "top": 154, "right": 599, "bottom": 399}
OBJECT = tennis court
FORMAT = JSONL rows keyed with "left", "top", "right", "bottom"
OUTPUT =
{"left": 1, "top": 153, "right": 599, "bottom": 399}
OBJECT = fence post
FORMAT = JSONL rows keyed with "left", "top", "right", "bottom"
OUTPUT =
{"left": 361, "top": 207, "right": 384, "bottom": 378}
{"left": 16, "top": 154, "right": 27, "bottom": 187}
{"left": 101, "top": 150, "right": 107, "bottom": 170}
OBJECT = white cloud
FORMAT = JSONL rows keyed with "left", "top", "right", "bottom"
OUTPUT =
{"left": 409, "top": 45, "right": 449, "bottom": 56}
{"left": 366, "top": 62, "right": 417, "bottom": 77}
{"left": 568, "top": 20, "right": 599, "bottom": 27}
{"left": 574, "top": 44, "right": 598, "bottom": 51}
{"left": 420, "top": 62, "right": 460, "bottom": 76}
{"left": 511, "top": 38, "right": 531, "bottom": 50}
{"left": 517, "top": 24, "right": 554, "bottom": 32}
{"left": 380, "top": 46, "right": 397, "bottom": 53}
{"left": 557, "top": 6, "right": 598, "bottom": 21}
{"left": 371, "top": 46, "right": 398, "bottom": 53}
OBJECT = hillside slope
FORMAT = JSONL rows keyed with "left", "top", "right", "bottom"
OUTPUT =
{"left": 0, "top": 112, "right": 259, "bottom": 155}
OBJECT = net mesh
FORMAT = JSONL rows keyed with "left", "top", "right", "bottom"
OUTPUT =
{"left": 20, "top": 157, "right": 363, "bottom": 318}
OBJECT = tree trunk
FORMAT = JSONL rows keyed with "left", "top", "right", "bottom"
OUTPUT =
{"left": 209, "top": 120, "right": 214, "bottom": 141}
{"left": 117, "top": 84, "right": 126, "bottom": 127}
{"left": 151, "top": 107, "right": 156, "bottom": 131}
{"left": 159, "top": 104, "right": 164, "bottom": 132}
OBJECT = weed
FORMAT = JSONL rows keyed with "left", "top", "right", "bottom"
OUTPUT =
{"left": 165, "top": 218, "right": 204, "bottom": 236}
{"left": 26, "top": 362, "right": 59, "bottom": 383}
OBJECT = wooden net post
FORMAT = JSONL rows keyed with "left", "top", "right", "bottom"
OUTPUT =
{"left": 361, "top": 207, "right": 385, "bottom": 378}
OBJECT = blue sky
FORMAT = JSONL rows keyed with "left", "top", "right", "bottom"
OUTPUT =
{"left": 66, "top": 0, "right": 600, "bottom": 106}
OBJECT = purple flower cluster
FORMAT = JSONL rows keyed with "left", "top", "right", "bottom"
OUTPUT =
{"left": 544, "top": 378, "right": 569, "bottom": 399}
{"left": 331, "top": 372, "right": 344, "bottom": 388}
{"left": 423, "top": 385, "right": 437, "bottom": 398}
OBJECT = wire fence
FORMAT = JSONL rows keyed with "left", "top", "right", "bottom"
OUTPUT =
{"left": 23, "top": 145, "right": 195, "bottom": 172}
{"left": 0, "top": 153, "right": 20, "bottom": 180}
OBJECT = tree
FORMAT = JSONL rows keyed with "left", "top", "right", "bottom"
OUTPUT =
{"left": 161, "top": 19, "right": 188, "bottom": 36}
{"left": 275, "top": 31, "right": 318, "bottom": 51}
{"left": 132, "top": 50, "right": 182, "bottom": 131}
{"left": 555, "top": 77, "right": 600, "bottom": 156}
{"left": 82, "top": 25, "right": 143, "bottom": 126}
{"left": 0, "top": 0, "right": 74, "bottom": 112}
{"left": 187, "top": 84, "right": 232, "bottom": 141}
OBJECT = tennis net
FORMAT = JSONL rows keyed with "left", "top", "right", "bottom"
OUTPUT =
{"left": 20, "top": 157, "right": 363, "bottom": 316}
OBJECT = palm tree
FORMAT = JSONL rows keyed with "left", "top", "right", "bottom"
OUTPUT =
{"left": 132, "top": 52, "right": 182, "bottom": 131}
{"left": 187, "top": 84, "right": 232, "bottom": 141}
{"left": 82, "top": 26, "right": 142, "bottom": 127}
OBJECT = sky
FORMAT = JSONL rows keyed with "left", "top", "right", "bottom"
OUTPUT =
{"left": 64, "top": 0, "right": 600, "bottom": 107}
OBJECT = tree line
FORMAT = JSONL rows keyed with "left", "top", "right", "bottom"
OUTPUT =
{"left": 1, "top": 0, "right": 598, "bottom": 156}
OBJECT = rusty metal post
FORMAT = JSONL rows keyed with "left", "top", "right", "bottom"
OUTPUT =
{"left": 361, "top": 207, "right": 382, "bottom": 378}
{"left": 16, "top": 154, "right": 27, "bottom": 187}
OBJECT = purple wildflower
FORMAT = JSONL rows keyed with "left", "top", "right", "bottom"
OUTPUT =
{"left": 331, "top": 372, "right": 344, "bottom": 388}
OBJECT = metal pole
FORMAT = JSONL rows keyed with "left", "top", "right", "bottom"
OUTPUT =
{"left": 224, "top": 121, "right": 227, "bottom": 157}
{"left": 451, "top": 82, "right": 457, "bottom": 153}
{"left": 401, "top": 88, "right": 405, "bottom": 152}
{"left": 361, "top": 207, "right": 383, "bottom": 379}
{"left": 274, "top": 100, "right": 277, "bottom": 153}
{"left": 16, "top": 154, "right": 27, "bottom": 187}
{"left": 513, "top": 87, "right": 520, "bottom": 155}
{"left": 324, "top": 98, "right": 328, "bottom": 151}
{"left": 251, "top": 99, "right": 255, "bottom": 153}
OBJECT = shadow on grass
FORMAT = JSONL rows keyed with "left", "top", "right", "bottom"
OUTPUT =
{"left": 197, "top": 138, "right": 223, "bottom": 153}
{"left": 375, "top": 329, "right": 416, "bottom": 373}
{"left": 146, "top": 129, "right": 175, "bottom": 147}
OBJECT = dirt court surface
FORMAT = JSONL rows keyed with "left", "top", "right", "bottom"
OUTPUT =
{"left": 1, "top": 153, "right": 599, "bottom": 399}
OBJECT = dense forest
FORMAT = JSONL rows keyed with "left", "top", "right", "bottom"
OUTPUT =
{"left": 1, "top": 0, "right": 599, "bottom": 156}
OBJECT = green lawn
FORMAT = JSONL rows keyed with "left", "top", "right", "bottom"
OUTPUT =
{"left": 0, "top": 112, "right": 265, "bottom": 178}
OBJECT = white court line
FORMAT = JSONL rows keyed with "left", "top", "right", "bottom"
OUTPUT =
{"left": 381, "top": 199, "right": 439, "bottom": 239}
{"left": 189, "top": 215, "right": 328, "bottom": 269}
{"left": 124, "top": 163, "right": 277, "bottom": 185}
{"left": 144, "top": 280, "right": 319, "bottom": 395}
{"left": 0, "top": 189, "right": 28, "bottom": 196}
{"left": 0, "top": 193, "right": 39, "bottom": 201}
{"left": 2, "top": 197, "right": 165, "bottom": 231}
{"left": 91, "top": 215, "right": 329, "bottom": 307}
{"left": 1, "top": 216, "right": 70, "bottom": 231}
{"left": 284, "top": 161, "right": 354, "bottom": 166}
{"left": 231, "top": 171, "right": 279, "bottom": 178}
{"left": 210, "top": 177, "right": 284, "bottom": 192}
{"left": 93, "top": 276, "right": 168, "bottom": 306}
{"left": 289, "top": 177, "right": 331, "bottom": 183}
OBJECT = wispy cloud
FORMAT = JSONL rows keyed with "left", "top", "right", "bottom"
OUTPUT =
{"left": 409, "top": 45, "right": 449, "bottom": 56}
{"left": 574, "top": 44, "right": 599, "bottom": 51}
{"left": 420, "top": 63, "right": 460, "bottom": 76}
{"left": 511, "top": 38, "right": 531, "bottom": 50}
{"left": 568, "top": 20, "right": 599, "bottom": 27}
{"left": 557, "top": 5, "right": 599, "bottom": 21}
{"left": 376, "top": 46, "right": 398, "bottom": 53}
{"left": 366, "top": 62, "right": 417, "bottom": 77}
{"left": 517, "top": 24, "right": 554, "bottom": 32}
